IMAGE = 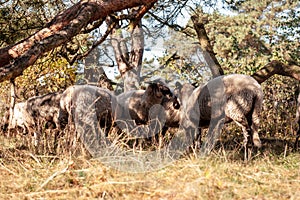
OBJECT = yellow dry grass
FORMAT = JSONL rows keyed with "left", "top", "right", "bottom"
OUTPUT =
{"left": 0, "top": 135, "right": 299, "bottom": 200}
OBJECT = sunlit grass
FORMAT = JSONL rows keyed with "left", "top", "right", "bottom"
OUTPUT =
{"left": 0, "top": 134, "right": 299, "bottom": 200}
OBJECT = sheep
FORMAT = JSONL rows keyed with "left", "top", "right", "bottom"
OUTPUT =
{"left": 2, "top": 92, "right": 63, "bottom": 150}
{"left": 116, "top": 83, "right": 179, "bottom": 124}
{"left": 26, "top": 92, "right": 62, "bottom": 129}
{"left": 115, "top": 82, "right": 180, "bottom": 149}
{"left": 177, "top": 74, "right": 263, "bottom": 159}
{"left": 58, "top": 85, "right": 117, "bottom": 154}
{"left": 3, "top": 93, "right": 63, "bottom": 132}
{"left": 6, "top": 102, "right": 35, "bottom": 134}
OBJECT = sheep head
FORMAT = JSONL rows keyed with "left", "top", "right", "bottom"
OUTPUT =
{"left": 143, "top": 82, "right": 180, "bottom": 110}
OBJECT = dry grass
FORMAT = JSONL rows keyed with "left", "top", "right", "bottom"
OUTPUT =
{"left": 0, "top": 134, "right": 300, "bottom": 200}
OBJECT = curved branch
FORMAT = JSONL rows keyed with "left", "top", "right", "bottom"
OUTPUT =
{"left": 252, "top": 60, "right": 300, "bottom": 84}
{"left": 0, "top": 0, "right": 158, "bottom": 82}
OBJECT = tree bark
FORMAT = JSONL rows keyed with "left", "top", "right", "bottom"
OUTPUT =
{"left": 252, "top": 60, "right": 300, "bottom": 84}
{"left": 83, "top": 48, "right": 114, "bottom": 90}
{"left": 191, "top": 15, "right": 224, "bottom": 77}
{"left": 109, "top": 15, "right": 144, "bottom": 91}
{"left": 126, "top": 20, "right": 144, "bottom": 91}
{"left": 8, "top": 79, "right": 16, "bottom": 131}
{"left": 0, "top": 0, "right": 157, "bottom": 83}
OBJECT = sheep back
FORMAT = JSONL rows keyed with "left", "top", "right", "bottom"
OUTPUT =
{"left": 59, "top": 85, "right": 116, "bottom": 129}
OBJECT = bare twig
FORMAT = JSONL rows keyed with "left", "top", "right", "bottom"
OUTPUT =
{"left": 36, "top": 161, "right": 72, "bottom": 191}
{"left": 69, "top": 21, "right": 117, "bottom": 65}
{"left": 0, "top": 162, "right": 20, "bottom": 177}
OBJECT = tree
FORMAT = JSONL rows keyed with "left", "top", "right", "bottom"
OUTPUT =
{"left": 187, "top": 1, "right": 300, "bottom": 141}
{"left": 0, "top": 0, "right": 158, "bottom": 83}
{"left": 108, "top": 14, "right": 144, "bottom": 91}
{"left": 0, "top": 0, "right": 78, "bottom": 104}
{"left": 191, "top": 16, "right": 300, "bottom": 83}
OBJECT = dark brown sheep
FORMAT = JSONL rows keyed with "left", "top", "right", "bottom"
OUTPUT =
{"left": 26, "top": 92, "right": 62, "bottom": 129}
{"left": 116, "top": 83, "right": 179, "bottom": 125}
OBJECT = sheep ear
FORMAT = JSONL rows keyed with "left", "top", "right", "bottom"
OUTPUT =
{"left": 157, "top": 83, "right": 172, "bottom": 96}
{"left": 175, "top": 81, "right": 183, "bottom": 90}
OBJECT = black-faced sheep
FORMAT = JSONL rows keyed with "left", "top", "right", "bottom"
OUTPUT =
{"left": 115, "top": 82, "right": 180, "bottom": 148}
{"left": 178, "top": 74, "right": 263, "bottom": 158}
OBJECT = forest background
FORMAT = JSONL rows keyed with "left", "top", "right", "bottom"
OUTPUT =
{"left": 0, "top": 0, "right": 299, "bottom": 199}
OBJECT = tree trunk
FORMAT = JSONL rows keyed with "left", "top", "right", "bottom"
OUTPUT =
{"left": 295, "top": 92, "right": 300, "bottom": 149}
{"left": 0, "top": 0, "right": 157, "bottom": 83}
{"left": 109, "top": 16, "right": 144, "bottom": 91}
{"left": 126, "top": 20, "right": 144, "bottom": 91}
{"left": 83, "top": 47, "right": 114, "bottom": 90}
{"left": 252, "top": 60, "right": 300, "bottom": 84}
{"left": 191, "top": 15, "right": 224, "bottom": 77}
{"left": 8, "top": 79, "right": 16, "bottom": 131}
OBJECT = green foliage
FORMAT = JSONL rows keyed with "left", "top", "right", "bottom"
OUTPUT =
{"left": 0, "top": 55, "right": 76, "bottom": 107}
{"left": 204, "top": 1, "right": 299, "bottom": 73}
{"left": 200, "top": 0, "right": 300, "bottom": 138}
{"left": 162, "top": 0, "right": 300, "bottom": 138}
{"left": 0, "top": 0, "right": 70, "bottom": 46}
{"left": 16, "top": 55, "right": 76, "bottom": 99}
{"left": 260, "top": 76, "right": 298, "bottom": 138}
{"left": 156, "top": 29, "right": 212, "bottom": 85}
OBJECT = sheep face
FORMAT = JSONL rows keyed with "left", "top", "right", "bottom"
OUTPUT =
{"left": 116, "top": 82, "right": 180, "bottom": 127}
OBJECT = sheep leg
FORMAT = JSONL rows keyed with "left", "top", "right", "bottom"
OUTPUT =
{"left": 194, "top": 127, "right": 202, "bottom": 150}
{"left": 201, "top": 117, "right": 225, "bottom": 156}
{"left": 250, "top": 111, "right": 262, "bottom": 148}
{"left": 133, "top": 138, "right": 143, "bottom": 153}
{"left": 53, "top": 129, "right": 62, "bottom": 154}
{"left": 242, "top": 126, "right": 250, "bottom": 162}
{"left": 33, "top": 131, "right": 40, "bottom": 153}
{"left": 157, "top": 127, "right": 168, "bottom": 150}
{"left": 234, "top": 119, "right": 251, "bottom": 161}
{"left": 294, "top": 128, "right": 300, "bottom": 151}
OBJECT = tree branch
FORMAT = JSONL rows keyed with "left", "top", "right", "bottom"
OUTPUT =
{"left": 191, "top": 15, "right": 300, "bottom": 84}
{"left": 128, "top": 3, "right": 155, "bottom": 31}
{"left": 69, "top": 19, "right": 117, "bottom": 65}
{"left": 0, "top": 0, "right": 158, "bottom": 82}
{"left": 81, "top": 18, "right": 105, "bottom": 34}
{"left": 252, "top": 60, "right": 300, "bottom": 84}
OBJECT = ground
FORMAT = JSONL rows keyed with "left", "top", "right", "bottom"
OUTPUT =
{"left": 0, "top": 135, "right": 299, "bottom": 200}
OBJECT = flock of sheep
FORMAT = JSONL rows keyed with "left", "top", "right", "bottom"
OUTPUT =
{"left": 1, "top": 74, "right": 299, "bottom": 158}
